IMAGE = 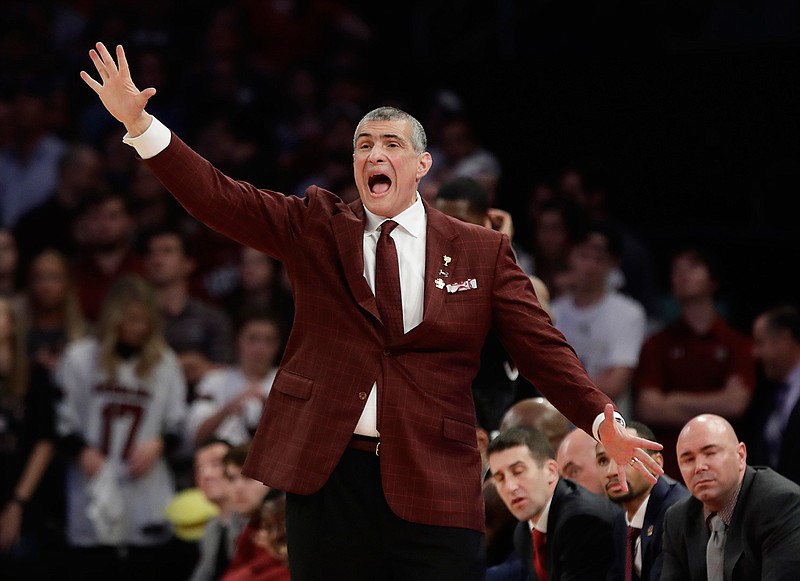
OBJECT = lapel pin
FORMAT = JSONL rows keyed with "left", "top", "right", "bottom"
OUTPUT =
{"left": 647, "top": 525, "right": 654, "bottom": 537}
{"left": 443, "top": 255, "right": 451, "bottom": 266}
{"left": 435, "top": 278, "right": 445, "bottom": 289}
{"left": 438, "top": 269, "right": 449, "bottom": 277}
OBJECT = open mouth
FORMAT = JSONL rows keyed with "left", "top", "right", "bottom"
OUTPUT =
{"left": 368, "top": 173, "right": 392, "bottom": 195}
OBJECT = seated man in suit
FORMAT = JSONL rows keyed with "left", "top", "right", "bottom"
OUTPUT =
{"left": 488, "top": 426, "right": 620, "bottom": 580}
{"left": 748, "top": 305, "right": 800, "bottom": 485}
{"left": 661, "top": 414, "right": 800, "bottom": 580}
{"left": 596, "top": 421, "right": 689, "bottom": 581}
{"left": 556, "top": 427, "right": 605, "bottom": 496}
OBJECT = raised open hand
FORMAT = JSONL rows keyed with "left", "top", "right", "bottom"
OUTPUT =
{"left": 597, "top": 403, "right": 664, "bottom": 492}
{"left": 80, "top": 42, "right": 155, "bottom": 136}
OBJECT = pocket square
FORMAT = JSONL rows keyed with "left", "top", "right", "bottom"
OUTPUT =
{"left": 446, "top": 278, "right": 478, "bottom": 293}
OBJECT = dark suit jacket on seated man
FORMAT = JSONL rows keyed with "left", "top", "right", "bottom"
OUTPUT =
{"left": 80, "top": 42, "right": 663, "bottom": 581}
{"left": 661, "top": 414, "right": 800, "bottom": 581}
{"left": 488, "top": 426, "right": 621, "bottom": 581}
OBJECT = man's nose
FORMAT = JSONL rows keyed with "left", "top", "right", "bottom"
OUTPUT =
{"left": 368, "top": 146, "right": 386, "bottom": 163}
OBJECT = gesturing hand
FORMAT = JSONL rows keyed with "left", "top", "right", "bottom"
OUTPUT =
{"left": 80, "top": 42, "right": 156, "bottom": 136}
{"left": 597, "top": 403, "right": 664, "bottom": 492}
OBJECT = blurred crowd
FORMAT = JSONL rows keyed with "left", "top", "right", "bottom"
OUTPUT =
{"left": 1, "top": 1, "right": 799, "bottom": 580}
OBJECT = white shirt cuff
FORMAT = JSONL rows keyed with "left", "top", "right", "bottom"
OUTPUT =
{"left": 592, "top": 410, "right": 626, "bottom": 441}
{"left": 122, "top": 116, "right": 171, "bottom": 159}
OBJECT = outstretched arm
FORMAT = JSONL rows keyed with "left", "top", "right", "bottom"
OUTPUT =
{"left": 80, "top": 42, "right": 155, "bottom": 136}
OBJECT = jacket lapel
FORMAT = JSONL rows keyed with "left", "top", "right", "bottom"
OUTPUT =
{"left": 331, "top": 202, "right": 380, "bottom": 322}
{"left": 640, "top": 477, "right": 669, "bottom": 567}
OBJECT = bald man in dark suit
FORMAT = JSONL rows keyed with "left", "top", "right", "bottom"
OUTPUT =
{"left": 662, "top": 415, "right": 800, "bottom": 580}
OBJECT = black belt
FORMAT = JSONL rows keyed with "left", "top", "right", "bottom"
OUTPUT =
{"left": 348, "top": 435, "right": 380, "bottom": 456}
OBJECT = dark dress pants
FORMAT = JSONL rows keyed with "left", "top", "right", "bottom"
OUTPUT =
{"left": 286, "top": 446, "right": 486, "bottom": 581}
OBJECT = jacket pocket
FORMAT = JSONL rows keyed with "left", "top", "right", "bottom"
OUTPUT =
{"left": 443, "top": 416, "right": 477, "bottom": 448}
{"left": 272, "top": 369, "right": 314, "bottom": 400}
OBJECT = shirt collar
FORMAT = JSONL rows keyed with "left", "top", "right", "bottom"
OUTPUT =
{"left": 363, "top": 193, "right": 425, "bottom": 238}
{"left": 529, "top": 496, "right": 553, "bottom": 534}
{"left": 626, "top": 493, "right": 651, "bottom": 529}
{"left": 704, "top": 473, "right": 744, "bottom": 526}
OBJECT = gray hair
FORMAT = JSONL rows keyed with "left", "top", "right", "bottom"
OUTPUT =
{"left": 354, "top": 106, "right": 427, "bottom": 154}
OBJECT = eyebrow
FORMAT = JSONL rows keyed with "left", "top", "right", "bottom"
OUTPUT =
{"left": 494, "top": 460, "right": 526, "bottom": 474}
{"left": 356, "top": 131, "right": 407, "bottom": 143}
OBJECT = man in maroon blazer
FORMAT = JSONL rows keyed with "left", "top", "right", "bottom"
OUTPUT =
{"left": 81, "top": 42, "right": 663, "bottom": 581}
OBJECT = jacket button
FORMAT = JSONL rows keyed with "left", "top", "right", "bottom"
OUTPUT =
{"left": 358, "top": 391, "right": 367, "bottom": 401}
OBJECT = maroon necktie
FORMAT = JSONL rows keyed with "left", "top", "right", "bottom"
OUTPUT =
{"left": 531, "top": 529, "right": 547, "bottom": 580}
{"left": 625, "top": 525, "right": 641, "bottom": 581}
{"left": 375, "top": 220, "right": 404, "bottom": 338}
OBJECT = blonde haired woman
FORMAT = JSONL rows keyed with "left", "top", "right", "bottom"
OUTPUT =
{"left": 56, "top": 275, "right": 187, "bottom": 579}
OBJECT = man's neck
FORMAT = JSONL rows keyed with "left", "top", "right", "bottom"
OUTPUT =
{"left": 216, "top": 499, "right": 234, "bottom": 524}
{"left": 156, "top": 283, "right": 189, "bottom": 315}
{"left": 681, "top": 297, "right": 716, "bottom": 334}
{"left": 92, "top": 245, "right": 129, "bottom": 274}
{"left": 242, "top": 365, "right": 272, "bottom": 382}
{"left": 624, "top": 489, "right": 651, "bottom": 522}
{"left": 573, "top": 284, "right": 607, "bottom": 307}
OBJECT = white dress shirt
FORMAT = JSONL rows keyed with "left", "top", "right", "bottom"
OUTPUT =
{"left": 355, "top": 197, "right": 426, "bottom": 436}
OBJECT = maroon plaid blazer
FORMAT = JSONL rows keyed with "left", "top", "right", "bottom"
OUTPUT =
{"left": 145, "top": 134, "right": 612, "bottom": 532}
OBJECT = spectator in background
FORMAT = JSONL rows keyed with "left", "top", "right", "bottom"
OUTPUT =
{"left": 128, "top": 163, "right": 192, "bottom": 249}
{"left": 420, "top": 113, "right": 502, "bottom": 207}
{"left": 189, "top": 439, "right": 245, "bottom": 581}
{"left": 557, "top": 163, "right": 660, "bottom": 321}
{"left": 20, "top": 249, "right": 88, "bottom": 374}
{"left": 596, "top": 421, "right": 689, "bottom": 581}
{"left": 551, "top": 221, "right": 648, "bottom": 418}
{"left": 55, "top": 275, "right": 187, "bottom": 581}
{"left": 13, "top": 144, "right": 104, "bottom": 269}
{"left": 253, "top": 490, "right": 288, "bottom": 570}
{"left": 487, "top": 426, "right": 620, "bottom": 581}
{"left": 71, "top": 189, "right": 145, "bottom": 323}
{"left": 0, "top": 298, "right": 60, "bottom": 581}
{"left": 524, "top": 199, "right": 586, "bottom": 302}
{"left": 746, "top": 305, "right": 800, "bottom": 485}
{"left": 0, "top": 229, "right": 24, "bottom": 308}
{"left": 219, "top": 247, "right": 294, "bottom": 334}
{"left": 423, "top": 114, "right": 502, "bottom": 204}
{"left": 0, "top": 84, "right": 67, "bottom": 229}
{"left": 220, "top": 443, "right": 289, "bottom": 581}
{"left": 661, "top": 414, "right": 800, "bottom": 580}
{"left": 143, "top": 227, "right": 235, "bottom": 395}
{"left": 556, "top": 427, "right": 605, "bottom": 496}
{"left": 187, "top": 311, "right": 283, "bottom": 448}
{"left": 634, "top": 246, "right": 755, "bottom": 478}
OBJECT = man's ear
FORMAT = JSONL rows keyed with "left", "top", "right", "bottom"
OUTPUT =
{"left": 416, "top": 152, "right": 433, "bottom": 181}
